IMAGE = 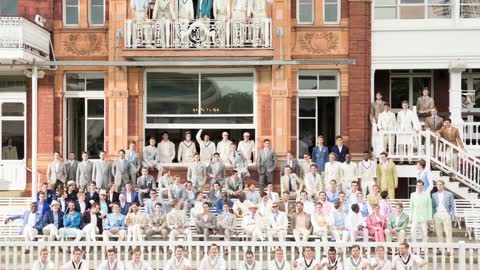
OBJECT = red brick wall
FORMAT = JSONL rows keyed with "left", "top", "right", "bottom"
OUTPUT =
{"left": 347, "top": 0, "right": 371, "bottom": 154}
{"left": 18, "top": 0, "right": 54, "bottom": 31}
{"left": 38, "top": 76, "right": 56, "bottom": 154}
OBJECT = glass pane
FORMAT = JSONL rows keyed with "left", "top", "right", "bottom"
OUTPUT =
{"left": 146, "top": 117, "right": 254, "bottom": 124}
{"left": 67, "top": 99, "right": 85, "bottom": 160}
{"left": 299, "top": 75, "right": 317, "bottom": 90}
{"left": 200, "top": 73, "right": 254, "bottom": 114}
{"left": 92, "top": 0, "right": 103, "bottom": 4}
{"left": 66, "top": 0, "right": 78, "bottom": 5}
{"left": 87, "top": 120, "right": 104, "bottom": 159}
{"left": 400, "top": 6, "right": 425, "bottom": 18}
{"left": 146, "top": 73, "right": 199, "bottom": 115}
{"left": 376, "top": 0, "right": 397, "bottom": 5}
{"left": 87, "top": 99, "right": 104, "bottom": 118}
{"left": 91, "top": 6, "right": 104, "bottom": 24}
{"left": 319, "top": 76, "right": 337, "bottom": 89}
{"left": 0, "top": 0, "right": 18, "bottom": 16}
{"left": 391, "top": 78, "right": 409, "bottom": 109}
{"left": 85, "top": 73, "right": 104, "bottom": 91}
{"left": 2, "top": 121, "right": 24, "bottom": 160}
{"left": 428, "top": 5, "right": 451, "bottom": 18}
{"left": 66, "top": 73, "right": 85, "bottom": 91}
{"left": 461, "top": 4, "right": 480, "bottom": 18}
{"left": 0, "top": 76, "right": 25, "bottom": 92}
{"left": 324, "top": 4, "right": 338, "bottom": 22}
{"left": 375, "top": 7, "right": 398, "bottom": 18}
{"left": 66, "top": 6, "right": 79, "bottom": 24}
{"left": 462, "top": 78, "right": 468, "bottom": 90}
{"left": 299, "top": 4, "right": 313, "bottom": 23}
{"left": 298, "top": 119, "right": 315, "bottom": 159}
{"left": 412, "top": 77, "right": 431, "bottom": 102}
{"left": 299, "top": 98, "right": 316, "bottom": 117}
{"left": 2, "top": 103, "right": 24, "bottom": 117}
{"left": 401, "top": 0, "right": 424, "bottom": 3}
{"left": 473, "top": 79, "right": 480, "bottom": 108}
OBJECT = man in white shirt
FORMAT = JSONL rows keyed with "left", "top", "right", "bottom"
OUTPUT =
{"left": 198, "top": 244, "right": 227, "bottom": 270}
{"left": 32, "top": 248, "right": 55, "bottom": 270}
{"left": 59, "top": 247, "right": 88, "bottom": 270}
{"left": 392, "top": 242, "right": 427, "bottom": 270}
{"left": 196, "top": 129, "right": 216, "bottom": 165}
{"left": 239, "top": 250, "right": 261, "bottom": 270}
{"left": 98, "top": 248, "right": 125, "bottom": 270}
{"left": 344, "top": 244, "right": 369, "bottom": 270}
{"left": 292, "top": 246, "right": 319, "bottom": 270}
{"left": 357, "top": 152, "right": 375, "bottom": 195}
{"left": 340, "top": 153, "right": 357, "bottom": 192}
{"left": 346, "top": 181, "right": 360, "bottom": 206}
{"left": 324, "top": 153, "right": 341, "bottom": 188}
{"left": 187, "top": 153, "right": 207, "bottom": 192}
{"left": 298, "top": 191, "right": 315, "bottom": 215}
{"left": 396, "top": 101, "right": 420, "bottom": 163}
{"left": 126, "top": 247, "right": 153, "bottom": 270}
{"left": 242, "top": 203, "right": 264, "bottom": 241}
{"left": 238, "top": 132, "right": 255, "bottom": 163}
{"left": 378, "top": 103, "right": 397, "bottom": 155}
{"left": 265, "top": 183, "right": 279, "bottom": 202}
{"left": 125, "top": 202, "right": 147, "bottom": 241}
{"left": 320, "top": 247, "right": 343, "bottom": 270}
{"left": 157, "top": 132, "right": 176, "bottom": 163}
{"left": 347, "top": 203, "right": 368, "bottom": 243}
{"left": 266, "top": 202, "right": 288, "bottom": 243}
{"left": 369, "top": 246, "right": 392, "bottom": 270}
{"left": 217, "top": 131, "right": 233, "bottom": 163}
{"left": 164, "top": 245, "right": 192, "bottom": 270}
{"left": 245, "top": 183, "right": 261, "bottom": 204}
{"left": 268, "top": 248, "right": 291, "bottom": 270}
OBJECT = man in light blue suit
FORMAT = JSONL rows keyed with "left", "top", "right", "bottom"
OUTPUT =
{"left": 102, "top": 203, "right": 126, "bottom": 241}
{"left": 197, "top": 0, "right": 213, "bottom": 18}
{"left": 432, "top": 179, "right": 455, "bottom": 245}
{"left": 312, "top": 135, "right": 329, "bottom": 181}
{"left": 4, "top": 202, "right": 44, "bottom": 254}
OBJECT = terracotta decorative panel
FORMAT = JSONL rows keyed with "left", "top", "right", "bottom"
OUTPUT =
{"left": 54, "top": 31, "right": 108, "bottom": 59}
{"left": 291, "top": 30, "right": 349, "bottom": 58}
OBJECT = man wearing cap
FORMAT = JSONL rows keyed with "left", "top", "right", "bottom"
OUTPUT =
{"left": 256, "top": 138, "right": 278, "bottom": 193}
{"left": 42, "top": 200, "right": 64, "bottom": 241}
{"left": 157, "top": 132, "right": 176, "bottom": 163}
{"left": 217, "top": 131, "right": 233, "bottom": 163}
{"left": 103, "top": 202, "right": 126, "bottom": 242}
{"left": 196, "top": 129, "right": 216, "bottom": 165}
{"left": 76, "top": 151, "right": 93, "bottom": 192}
{"left": 178, "top": 131, "right": 197, "bottom": 163}
{"left": 228, "top": 143, "right": 250, "bottom": 181}
{"left": 238, "top": 132, "right": 255, "bottom": 163}
{"left": 242, "top": 203, "right": 264, "bottom": 241}
{"left": 98, "top": 189, "right": 111, "bottom": 217}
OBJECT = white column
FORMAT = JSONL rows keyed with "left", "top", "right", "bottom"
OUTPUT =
{"left": 448, "top": 61, "right": 466, "bottom": 132}
{"left": 31, "top": 66, "right": 38, "bottom": 201}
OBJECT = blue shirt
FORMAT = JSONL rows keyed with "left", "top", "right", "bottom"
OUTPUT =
{"left": 53, "top": 212, "right": 59, "bottom": 228}
{"left": 326, "top": 190, "right": 339, "bottom": 204}
{"left": 332, "top": 211, "right": 346, "bottom": 228}
{"left": 130, "top": 0, "right": 149, "bottom": 11}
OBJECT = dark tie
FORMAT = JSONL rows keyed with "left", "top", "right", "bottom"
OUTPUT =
{"left": 288, "top": 175, "right": 293, "bottom": 192}
{"left": 433, "top": 116, "right": 436, "bottom": 127}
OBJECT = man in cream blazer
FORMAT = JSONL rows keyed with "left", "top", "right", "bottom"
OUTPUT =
{"left": 47, "top": 152, "right": 67, "bottom": 192}
{"left": 377, "top": 103, "right": 396, "bottom": 155}
{"left": 280, "top": 166, "right": 303, "bottom": 199}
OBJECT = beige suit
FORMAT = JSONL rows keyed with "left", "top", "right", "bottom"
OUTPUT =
{"left": 370, "top": 100, "right": 385, "bottom": 124}
{"left": 167, "top": 209, "right": 192, "bottom": 242}
{"left": 76, "top": 160, "right": 93, "bottom": 191}
{"left": 195, "top": 212, "right": 217, "bottom": 240}
{"left": 216, "top": 212, "right": 236, "bottom": 241}
{"left": 280, "top": 173, "right": 303, "bottom": 198}
{"left": 424, "top": 115, "right": 444, "bottom": 132}
{"left": 437, "top": 126, "right": 465, "bottom": 170}
{"left": 2, "top": 145, "right": 18, "bottom": 160}
{"left": 47, "top": 161, "right": 67, "bottom": 189}
{"left": 416, "top": 96, "right": 435, "bottom": 116}
{"left": 187, "top": 161, "right": 207, "bottom": 192}
{"left": 376, "top": 161, "right": 398, "bottom": 199}
{"left": 266, "top": 211, "right": 288, "bottom": 242}
{"left": 92, "top": 160, "right": 113, "bottom": 190}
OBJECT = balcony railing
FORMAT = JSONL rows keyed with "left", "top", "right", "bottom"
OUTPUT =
{"left": 0, "top": 17, "right": 50, "bottom": 62}
{"left": 125, "top": 19, "right": 272, "bottom": 49}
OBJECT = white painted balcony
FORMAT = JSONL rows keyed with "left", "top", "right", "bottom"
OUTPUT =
{"left": 125, "top": 19, "right": 272, "bottom": 49}
{"left": 0, "top": 17, "right": 50, "bottom": 64}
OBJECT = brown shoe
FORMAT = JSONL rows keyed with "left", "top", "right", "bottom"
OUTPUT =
{"left": 24, "top": 249, "right": 30, "bottom": 254}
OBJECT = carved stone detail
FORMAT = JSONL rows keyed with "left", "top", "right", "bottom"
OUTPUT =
{"left": 298, "top": 32, "right": 339, "bottom": 54}
{"left": 109, "top": 90, "right": 129, "bottom": 97}
{"left": 63, "top": 33, "right": 103, "bottom": 55}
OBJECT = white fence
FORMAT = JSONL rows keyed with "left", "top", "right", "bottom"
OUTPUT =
{"left": 0, "top": 240, "right": 477, "bottom": 270}
{"left": 125, "top": 19, "right": 272, "bottom": 49}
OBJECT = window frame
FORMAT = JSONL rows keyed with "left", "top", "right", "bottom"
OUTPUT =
{"left": 63, "top": 72, "right": 105, "bottom": 160}
{"left": 460, "top": 0, "right": 480, "bottom": 18}
{"left": 63, "top": 0, "right": 80, "bottom": 27}
{"left": 323, "top": 0, "right": 341, "bottom": 24}
{"left": 389, "top": 69, "right": 434, "bottom": 112}
{"left": 374, "top": 0, "right": 453, "bottom": 19}
{"left": 144, "top": 68, "right": 257, "bottom": 130}
{"left": 88, "top": 0, "right": 106, "bottom": 26}
{"left": 297, "top": 0, "right": 315, "bottom": 24}
{"left": 462, "top": 69, "right": 480, "bottom": 113}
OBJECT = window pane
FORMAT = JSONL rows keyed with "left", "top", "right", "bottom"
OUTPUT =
{"left": 2, "top": 121, "right": 24, "bottom": 160}
{"left": 0, "top": 76, "right": 25, "bottom": 92}
{"left": 375, "top": 7, "right": 398, "bottom": 19}
{"left": 299, "top": 119, "right": 315, "bottom": 158}
{"left": 66, "top": 6, "right": 79, "bottom": 25}
{"left": 401, "top": 0, "right": 424, "bottom": 3}
{"left": 85, "top": 73, "right": 104, "bottom": 91}
{"left": 391, "top": 78, "right": 409, "bottom": 109}
{"left": 299, "top": 75, "right": 317, "bottom": 90}
{"left": 412, "top": 77, "right": 431, "bottom": 102}
{"left": 376, "top": 0, "right": 397, "bottom": 5}
{"left": 473, "top": 79, "right": 480, "bottom": 108}
{"left": 200, "top": 73, "right": 253, "bottom": 115}
{"left": 299, "top": 98, "right": 316, "bottom": 117}
{"left": 66, "top": 98, "right": 85, "bottom": 160}
{"left": 87, "top": 99, "right": 104, "bottom": 118}
{"left": 92, "top": 0, "right": 103, "bottom": 4}
{"left": 324, "top": 4, "right": 338, "bottom": 22}
{"left": 87, "top": 120, "right": 104, "bottom": 159}
{"left": 91, "top": 6, "right": 104, "bottom": 25}
{"left": 146, "top": 116, "right": 254, "bottom": 124}
{"left": 400, "top": 6, "right": 425, "bottom": 18}
{"left": 0, "top": 0, "right": 18, "bottom": 16}
{"left": 66, "top": 73, "right": 86, "bottom": 91}
{"left": 2, "top": 103, "right": 24, "bottom": 117}
{"left": 299, "top": 3, "right": 313, "bottom": 23}
{"left": 66, "top": 0, "right": 78, "bottom": 4}
{"left": 319, "top": 76, "right": 337, "bottom": 89}
{"left": 146, "top": 73, "right": 199, "bottom": 115}
{"left": 428, "top": 5, "right": 451, "bottom": 18}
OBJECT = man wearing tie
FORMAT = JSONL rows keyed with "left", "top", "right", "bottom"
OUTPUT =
{"left": 416, "top": 86, "right": 435, "bottom": 121}
{"left": 256, "top": 138, "right": 278, "bottom": 193}
{"left": 280, "top": 166, "right": 303, "bottom": 200}
{"left": 330, "top": 136, "right": 349, "bottom": 163}
{"left": 65, "top": 152, "right": 78, "bottom": 183}
{"left": 207, "top": 152, "right": 227, "bottom": 189}
{"left": 2, "top": 137, "right": 18, "bottom": 160}
{"left": 281, "top": 152, "right": 300, "bottom": 176}
{"left": 424, "top": 107, "right": 444, "bottom": 132}
{"left": 266, "top": 202, "right": 288, "bottom": 243}
{"left": 76, "top": 152, "right": 93, "bottom": 192}
{"left": 92, "top": 150, "right": 112, "bottom": 191}
{"left": 112, "top": 149, "right": 131, "bottom": 192}
{"left": 216, "top": 203, "right": 236, "bottom": 242}
{"left": 136, "top": 167, "right": 156, "bottom": 206}
{"left": 432, "top": 180, "right": 455, "bottom": 249}
{"left": 46, "top": 152, "right": 67, "bottom": 193}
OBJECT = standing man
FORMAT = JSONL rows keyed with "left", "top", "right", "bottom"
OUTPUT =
{"left": 409, "top": 180, "right": 432, "bottom": 244}
{"left": 396, "top": 100, "right": 421, "bottom": 163}
{"left": 424, "top": 107, "right": 444, "bottom": 132}
{"left": 112, "top": 149, "right": 131, "bottom": 192}
{"left": 65, "top": 152, "right": 78, "bottom": 184}
{"left": 416, "top": 86, "right": 435, "bottom": 121}
{"left": 92, "top": 150, "right": 112, "bottom": 191}
{"left": 126, "top": 142, "right": 141, "bottom": 184}
{"left": 340, "top": 153, "right": 357, "bottom": 192}
{"left": 47, "top": 152, "right": 67, "bottom": 192}
{"left": 217, "top": 131, "right": 233, "bottom": 163}
{"left": 377, "top": 103, "right": 397, "bottom": 155}
{"left": 370, "top": 92, "right": 386, "bottom": 127}
{"left": 330, "top": 136, "right": 349, "bottom": 163}
{"left": 436, "top": 118, "right": 465, "bottom": 171}
{"left": 358, "top": 152, "right": 376, "bottom": 195}
{"left": 376, "top": 152, "right": 398, "bottom": 199}
{"left": 187, "top": 153, "right": 207, "bottom": 192}
{"left": 312, "top": 135, "right": 329, "bottom": 184}
{"left": 207, "top": 152, "right": 227, "bottom": 189}
{"left": 416, "top": 160, "right": 433, "bottom": 193}
{"left": 196, "top": 129, "right": 216, "bottom": 165}
{"left": 76, "top": 151, "right": 93, "bottom": 192}
{"left": 157, "top": 132, "right": 176, "bottom": 163}
{"left": 143, "top": 137, "right": 162, "bottom": 175}
{"left": 256, "top": 138, "right": 278, "bottom": 193}
{"left": 136, "top": 167, "right": 156, "bottom": 206}
{"left": 178, "top": 131, "right": 197, "bottom": 163}
{"left": 432, "top": 180, "right": 455, "bottom": 249}
{"left": 238, "top": 132, "right": 255, "bottom": 163}
{"left": 228, "top": 143, "right": 250, "bottom": 181}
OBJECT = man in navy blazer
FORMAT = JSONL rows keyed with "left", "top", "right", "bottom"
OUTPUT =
{"left": 36, "top": 191, "right": 51, "bottom": 215}
{"left": 432, "top": 179, "right": 455, "bottom": 245}
{"left": 118, "top": 193, "right": 131, "bottom": 216}
{"left": 330, "top": 136, "right": 349, "bottom": 162}
{"left": 196, "top": 0, "right": 213, "bottom": 18}
{"left": 85, "top": 181, "right": 100, "bottom": 205}
{"left": 122, "top": 182, "right": 140, "bottom": 205}
{"left": 42, "top": 200, "right": 64, "bottom": 241}
{"left": 5, "top": 202, "right": 44, "bottom": 253}
{"left": 312, "top": 135, "right": 329, "bottom": 175}
{"left": 37, "top": 182, "right": 57, "bottom": 203}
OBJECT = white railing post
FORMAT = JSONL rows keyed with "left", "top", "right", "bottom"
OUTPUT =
{"left": 425, "top": 131, "right": 431, "bottom": 171}
{"left": 459, "top": 241, "right": 466, "bottom": 270}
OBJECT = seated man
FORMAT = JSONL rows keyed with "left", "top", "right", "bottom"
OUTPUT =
{"left": 164, "top": 245, "right": 192, "bottom": 270}
{"left": 266, "top": 202, "right": 288, "bottom": 243}
{"left": 311, "top": 202, "right": 329, "bottom": 242}
{"left": 265, "top": 183, "right": 279, "bottom": 202}
{"left": 136, "top": 167, "right": 156, "bottom": 206}
{"left": 233, "top": 191, "right": 250, "bottom": 217}
{"left": 208, "top": 181, "right": 223, "bottom": 207}
{"left": 198, "top": 244, "right": 226, "bottom": 270}
{"left": 32, "top": 247, "right": 56, "bottom": 270}
{"left": 36, "top": 191, "right": 51, "bottom": 215}
{"left": 59, "top": 247, "right": 88, "bottom": 270}
{"left": 42, "top": 200, "right": 63, "bottom": 241}
{"left": 144, "top": 189, "right": 164, "bottom": 214}
{"left": 242, "top": 204, "right": 264, "bottom": 241}
{"left": 4, "top": 202, "right": 44, "bottom": 254}
{"left": 326, "top": 180, "right": 340, "bottom": 204}
{"left": 126, "top": 247, "right": 153, "bottom": 270}
{"left": 347, "top": 204, "right": 368, "bottom": 243}
{"left": 385, "top": 202, "right": 409, "bottom": 243}
{"left": 167, "top": 200, "right": 192, "bottom": 244}
{"left": 122, "top": 183, "right": 140, "bottom": 205}
{"left": 224, "top": 169, "right": 244, "bottom": 198}
{"left": 297, "top": 190, "right": 315, "bottom": 215}
{"left": 59, "top": 201, "right": 82, "bottom": 241}
{"left": 280, "top": 165, "right": 303, "bottom": 199}
{"left": 102, "top": 203, "right": 126, "bottom": 242}
{"left": 81, "top": 202, "right": 103, "bottom": 241}
{"left": 245, "top": 183, "right": 261, "bottom": 204}
{"left": 216, "top": 203, "right": 236, "bottom": 242}
{"left": 98, "top": 248, "right": 124, "bottom": 270}
{"left": 125, "top": 202, "right": 147, "bottom": 241}
{"left": 239, "top": 250, "right": 261, "bottom": 270}
{"left": 291, "top": 201, "right": 312, "bottom": 245}
{"left": 145, "top": 202, "right": 168, "bottom": 240}
{"left": 304, "top": 164, "right": 322, "bottom": 200}
{"left": 195, "top": 202, "right": 218, "bottom": 240}
{"left": 329, "top": 201, "right": 349, "bottom": 243}
{"left": 118, "top": 194, "right": 131, "bottom": 215}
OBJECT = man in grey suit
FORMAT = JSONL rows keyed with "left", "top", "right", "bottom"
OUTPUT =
{"left": 196, "top": 202, "right": 218, "bottom": 240}
{"left": 227, "top": 143, "right": 250, "bottom": 181}
{"left": 112, "top": 149, "right": 131, "bottom": 192}
{"left": 256, "top": 138, "right": 278, "bottom": 193}
{"left": 65, "top": 152, "right": 78, "bottom": 183}
{"left": 432, "top": 180, "right": 455, "bottom": 246}
{"left": 216, "top": 203, "right": 236, "bottom": 242}
{"left": 225, "top": 170, "right": 244, "bottom": 198}
{"left": 46, "top": 151, "right": 67, "bottom": 192}
{"left": 76, "top": 151, "right": 93, "bottom": 191}
{"left": 208, "top": 182, "right": 222, "bottom": 206}
{"left": 92, "top": 150, "right": 113, "bottom": 191}
{"left": 207, "top": 153, "right": 226, "bottom": 189}
{"left": 281, "top": 152, "right": 300, "bottom": 176}
{"left": 143, "top": 137, "right": 162, "bottom": 175}
{"left": 136, "top": 167, "right": 156, "bottom": 206}
{"left": 168, "top": 175, "right": 188, "bottom": 210}
{"left": 187, "top": 153, "right": 207, "bottom": 192}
